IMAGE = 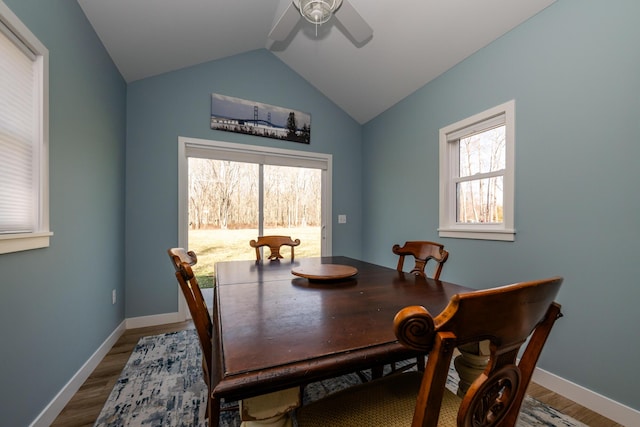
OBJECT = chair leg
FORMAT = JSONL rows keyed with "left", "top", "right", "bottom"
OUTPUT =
{"left": 208, "top": 395, "right": 220, "bottom": 427}
{"left": 417, "top": 355, "right": 426, "bottom": 371}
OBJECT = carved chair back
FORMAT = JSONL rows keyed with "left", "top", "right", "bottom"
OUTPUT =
{"left": 394, "top": 276, "right": 564, "bottom": 426}
{"left": 393, "top": 241, "right": 449, "bottom": 279}
{"left": 296, "top": 276, "right": 563, "bottom": 427}
{"left": 250, "top": 235, "right": 301, "bottom": 261}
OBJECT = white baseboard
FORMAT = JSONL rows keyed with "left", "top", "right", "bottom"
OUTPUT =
{"left": 125, "top": 311, "right": 184, "bottom": 329}
{"left": 533, "top": 366, "right": 639, "bottom": 426}
{"left": 30, "top": 320, "right": 126, "bottom": 427}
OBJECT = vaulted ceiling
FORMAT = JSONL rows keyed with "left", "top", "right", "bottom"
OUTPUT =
{"left": 77, "top": 0, "right": 555, "bottom": 124}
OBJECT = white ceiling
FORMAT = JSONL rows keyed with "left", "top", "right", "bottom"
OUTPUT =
{"left": 77, "top": 0, "right": 555, "bottom": 124}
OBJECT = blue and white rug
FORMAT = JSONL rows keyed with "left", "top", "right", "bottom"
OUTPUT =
{"left": 94, "top": 330, "right": 586, "bottom": 427}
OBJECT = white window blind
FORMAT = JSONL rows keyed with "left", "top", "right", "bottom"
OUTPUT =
{"left": 0, "top": 1, "right": 50, "bottom": 254}
{"left": 0, "top": 21, "right": 38, "bottom": 234}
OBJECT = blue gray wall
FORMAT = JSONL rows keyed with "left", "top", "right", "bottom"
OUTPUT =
{"left": 125, "top": 49, "right": 363, "bottom": 318}
{"left": 362, "top": 0, "right": 640, "bottom": 410}
{"left": 2, "top": 0, "right": 639, "bottom": 425}
{"left": 0, "top": 1, "right": 126, "bottom": 426}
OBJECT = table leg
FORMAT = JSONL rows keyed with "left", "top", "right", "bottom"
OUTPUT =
{"left": 453, "top": 340, "right": 490, "bottom": 397}
{"left": 239, "top": 387, "right": 301, "bottom": 427}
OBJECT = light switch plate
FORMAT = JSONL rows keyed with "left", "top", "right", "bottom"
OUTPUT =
{"left": 338, "top": 214, "right": 347, "bottom": 224}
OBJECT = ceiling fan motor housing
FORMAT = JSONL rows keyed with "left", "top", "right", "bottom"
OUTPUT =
{"left": 295, "top": 0, "right": 343, "bottom": 24}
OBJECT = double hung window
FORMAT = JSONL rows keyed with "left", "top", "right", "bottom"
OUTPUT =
{"left": 0, "top": 2, "right": 50, "bottom": 254}
{"left": 439, "top": 100, "right": 515, "bottom": 241}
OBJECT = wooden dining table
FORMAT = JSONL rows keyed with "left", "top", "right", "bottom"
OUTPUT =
{"left": 212, "top": 256, "right": 472, "bottom": 426}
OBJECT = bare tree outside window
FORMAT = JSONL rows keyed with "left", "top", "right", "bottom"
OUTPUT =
{"left": 264, "top": 165, "right": 321, "bottom": 229}
{"left": 187, "top": 158, "right": 322, "bottom": 287}
{"left": 456, "top": 126, "right": 505, "bottom": 224}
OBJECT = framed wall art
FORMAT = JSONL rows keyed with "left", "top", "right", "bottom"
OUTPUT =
{"left": 211, "top": 93, "right": 311, "bottom": 144}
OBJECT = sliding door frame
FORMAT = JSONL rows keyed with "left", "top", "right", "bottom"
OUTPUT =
{"left": 177, "top": 136, "right": 333, "bottom": 318}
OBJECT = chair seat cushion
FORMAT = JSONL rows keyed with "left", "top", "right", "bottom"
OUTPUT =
{"left": 296, "top": 371, "right": 462, "bottom": 426}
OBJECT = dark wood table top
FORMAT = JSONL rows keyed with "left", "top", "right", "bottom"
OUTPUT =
{"left": 212, "top": 256, "right": 471, "bottom": 400}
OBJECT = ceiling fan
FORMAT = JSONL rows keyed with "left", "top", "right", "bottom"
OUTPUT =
{"left": 268, "top": 0, "right": 373, "bottom": 44}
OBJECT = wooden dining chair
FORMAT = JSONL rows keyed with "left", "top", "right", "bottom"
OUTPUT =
{"left": 250, "top": 235, "right": 301, "bottom": 261}
{"left": 167, "top": 248, "right": 221, "bottom": 426}
{"left": 393, "top": 240, "right": 449, "bottom": 279}
{"left": 389, "top": 241, "right": 449, "bottom": 374}
{"left": 296, "top": 276, "right": 563, "bottom": 427}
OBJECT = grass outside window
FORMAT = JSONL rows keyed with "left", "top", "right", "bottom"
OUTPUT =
{"left": 188, "top": 227, "right": 321, "bottom": 288}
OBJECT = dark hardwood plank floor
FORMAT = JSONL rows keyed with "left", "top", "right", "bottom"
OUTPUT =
{"left": 51, "top": 321, "right": 621, "bottom": 427}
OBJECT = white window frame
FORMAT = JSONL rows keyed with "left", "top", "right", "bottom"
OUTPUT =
{"left": 0, "top": 1, "right": 51, "bottom": 254}
{"left": 438, "top": 100, "right": 515, "bottom": 241}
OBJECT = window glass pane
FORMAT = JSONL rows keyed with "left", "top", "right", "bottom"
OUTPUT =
{"left": 456, "top": 176, "right": 503, "bottom": 224}
{"left": 458, "top": 125, "right": 505, "bottom": 178}
{"left": 188, "top": 158, "right": 259, "bottom": 287}
{"left": 264, "top": 165, "right": 321, "bottom": 257}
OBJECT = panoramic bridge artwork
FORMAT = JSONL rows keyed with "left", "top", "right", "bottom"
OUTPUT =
{"left": 211, "top": 93, "right": 311, "bottom": 144}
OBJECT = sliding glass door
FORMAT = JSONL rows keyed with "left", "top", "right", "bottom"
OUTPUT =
{"left": 178, "top": 137, "right": 332, "bottom": 293}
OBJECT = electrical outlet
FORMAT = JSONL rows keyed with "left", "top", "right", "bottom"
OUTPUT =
{"left": 112, "top": 289, "right": 117, "bottom": 305}
{"left": 338, "top": 214, "right": 347, "bottom": 224}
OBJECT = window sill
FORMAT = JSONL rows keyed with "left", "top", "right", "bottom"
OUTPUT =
{"left": 0, "top": 231, "right": 53, "bottom": 254}
{"left": 438, "top": 227, "right": 515, "bottom": 242}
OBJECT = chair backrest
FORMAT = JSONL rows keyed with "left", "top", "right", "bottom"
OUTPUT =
{"left": 167, "top": 248, "right": 213, "bottom": 385}
{"left": 250, "top": 235, "right": 301, "bottom": 261}
{"left": 392, "top": 241, "right": 449, "bottom": 278}
{"left": 393, "top": 276, "right": 563, "bottom": 427}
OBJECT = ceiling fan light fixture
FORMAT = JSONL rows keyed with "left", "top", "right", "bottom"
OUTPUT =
{"left": 296, "top": 0, "right": 342, "bottom": 25}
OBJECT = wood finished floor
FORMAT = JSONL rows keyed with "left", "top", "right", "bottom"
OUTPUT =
{"left": 52, "top": 321, "right": 622, "bottom": 427}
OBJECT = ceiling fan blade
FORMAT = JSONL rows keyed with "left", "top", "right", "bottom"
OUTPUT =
{"left": 334, "top": 0, "right": 373, "bottom": 44}
{"left": 268, "top": 3, "right": 300, "bottom": 42}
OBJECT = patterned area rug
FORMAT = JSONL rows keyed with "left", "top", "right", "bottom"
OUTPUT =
{"left": 94, "top": 330, "right": 586, "bottom": 427}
